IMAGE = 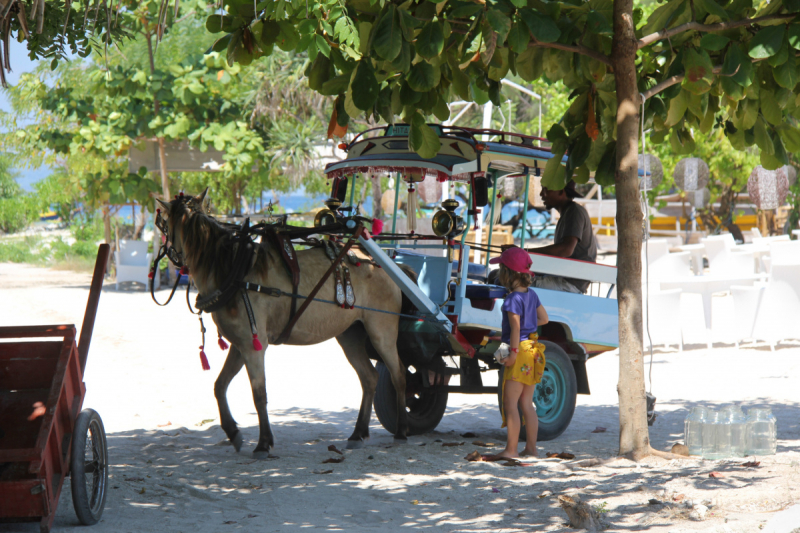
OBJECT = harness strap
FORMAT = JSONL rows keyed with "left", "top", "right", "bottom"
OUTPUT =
{"left": 272, "top": 224, "right": 364, "bottom": 345}
{"left": 264, "top": 231, "right": 300, "bottom": 334}
{"left": 150, "top": 244, "right": 183, "bottom": 306}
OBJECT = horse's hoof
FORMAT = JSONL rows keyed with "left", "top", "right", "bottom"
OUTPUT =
{"left": 252, "top": 450, "right": 278, "bottom": 460}
{"left": 393, "top": 436, "right": 408, "bottom": 445}
{"left": 231, "top": 431, "right": 243, "bottom": 452}
{"left": 346, "top": 439, "right": 365, "bottom": 450}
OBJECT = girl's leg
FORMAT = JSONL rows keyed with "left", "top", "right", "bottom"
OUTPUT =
{"left": 491, "top": 379, "right": 524, "bottom": 459}
{"left": 519, "top": 383, "right": 539, "bottom": 457}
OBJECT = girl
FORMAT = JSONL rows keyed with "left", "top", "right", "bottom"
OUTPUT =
{"left": 489, "top": 246, "right": 549, "bottom": 459}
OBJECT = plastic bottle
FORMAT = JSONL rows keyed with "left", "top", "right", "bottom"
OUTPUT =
{"left": 746, "top": 408, "right": 778, "bottom": 456}
{"left": 684, "top": 406, "right": 708, "bottom": 456}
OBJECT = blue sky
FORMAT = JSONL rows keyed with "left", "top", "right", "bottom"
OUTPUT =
{"left": 3, "top": 40, "right": 50, "bottom": 190}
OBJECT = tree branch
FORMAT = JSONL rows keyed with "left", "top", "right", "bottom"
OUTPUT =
{"left": 640, "top": 65, "right": 723, "bottom": 101}
{"left": 529, "top": 38, "right": 613, "bottom": 67}
{"left": 637, "top": 13, "right": 797, "bottom": 49}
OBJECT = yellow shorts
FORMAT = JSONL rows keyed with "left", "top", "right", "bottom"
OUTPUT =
{"left": 501, "top": 334, "right": 546, "bottom": 428}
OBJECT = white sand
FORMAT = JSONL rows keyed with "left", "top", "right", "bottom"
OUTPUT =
{"left": 1, "top": 262, "right": 799, "bottom": 532}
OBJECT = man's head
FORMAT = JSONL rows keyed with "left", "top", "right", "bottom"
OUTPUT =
{"left": 540, "top": 180, "right": 582, "bottom": 210}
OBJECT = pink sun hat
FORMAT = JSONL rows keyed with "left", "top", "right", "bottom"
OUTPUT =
{"left": 489, "top": 246, "right": 533, "bottom": 275}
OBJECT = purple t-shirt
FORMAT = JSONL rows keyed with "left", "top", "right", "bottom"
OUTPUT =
{"left": 501, "top": 288, "right": 542, "bottom": 344}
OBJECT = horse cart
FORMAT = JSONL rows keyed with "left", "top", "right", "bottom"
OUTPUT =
{"left": 0, "top": 245, "right": 110, "bottom": 532}
{"left": 322, "top": 124, "right": 620, "bottom": 441}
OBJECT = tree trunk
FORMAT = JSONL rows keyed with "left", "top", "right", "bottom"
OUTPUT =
{"left": 612, "top": 0, "right": 650, "bottom": 459}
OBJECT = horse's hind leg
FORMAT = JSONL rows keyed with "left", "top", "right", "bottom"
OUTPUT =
{"left": 363, "top": 319, "right": 408, "bottom": 442}
{"left": 335, "top": 322, "right": 378, "bottom": 449}
{"left": 215, "top": 345, "right": 245, "bottom": 452}
{"left": 241, "top": 347, "right": 274, "bottom": 457}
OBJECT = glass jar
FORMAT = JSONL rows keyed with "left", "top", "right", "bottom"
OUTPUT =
{"left": 684, "top": 406, "right": 708, "bottom": 456}
{"left": 723, "top": 406, "right": 748, "bottom": 457}
{"left": 703, "top": 410, "right": 731, "bottom": 459}
{"left": 746, "top": 408, "right": 778, "bottom": 455}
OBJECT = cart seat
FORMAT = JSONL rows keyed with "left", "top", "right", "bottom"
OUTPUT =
{"left": 449, "top": 283, "right": 508, "bottom": 299}
{"left": 451, "top": 261, "right": 488, "bottom": 281}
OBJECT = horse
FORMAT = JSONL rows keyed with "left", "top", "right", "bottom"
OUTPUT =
{"left": 156, "top": 190, "right": 410, "bottom": 456}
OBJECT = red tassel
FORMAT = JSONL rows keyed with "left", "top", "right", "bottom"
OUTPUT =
{"left": 372, "top": 218, "right": 384, "bottom": 235}
{"left": 179, "top": 266, "right": 189, "bottom": 275}
{"left": 148, "top": 271, "right": 154, "bottom": 279}
{"left": 252, "top": 334, "right": 263, "bottom": 351}
{"left": 218, "top": 337, "right": 229, "bottom": 351}
{"left": 199, "top": 348, "right": 210, "bottom": 371}
{"left": 356, "top": 262, "right": 361, "bottom": 267}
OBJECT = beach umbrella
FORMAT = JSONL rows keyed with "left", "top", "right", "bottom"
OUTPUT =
{"left": 638, "top": 154, "right": 663, "bottom": 190}
{"left": 748, "top": 166, "right": 789, "bottom": 210}
{"left": 673, "top": 158, "right": 710, "bottom": 191}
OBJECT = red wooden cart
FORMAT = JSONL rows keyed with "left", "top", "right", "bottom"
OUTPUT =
{"left": 0, "top": 244, "right": 111, "bottom": 533}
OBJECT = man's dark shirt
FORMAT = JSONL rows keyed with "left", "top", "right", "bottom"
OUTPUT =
{"left": 553, "top": 201, "right": 597, "bottom": 293}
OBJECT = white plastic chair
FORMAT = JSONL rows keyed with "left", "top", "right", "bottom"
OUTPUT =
{"left": 642, "top": 239, "right": 692, "bottom": 282}
{"left": 115, "top": 240, "right": 157, "bottom": 290}
{"left": 643, "top": 288, "right": 684, "bottom": 351}
{"left": 701, "top": 234, "right": 756, "bottom": 277}
{"left": 769, "top": 240, "right": 800, "bottom": 266}
{"left": 732, "top": 264, "right": 800, "bottom": 349}
{"left": 641, "top": 240, "right": 688, "bottom": 351}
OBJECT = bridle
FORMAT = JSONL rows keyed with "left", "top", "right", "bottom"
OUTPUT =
{"left": 151, "top": 195, "right": 195, "bottom": 306}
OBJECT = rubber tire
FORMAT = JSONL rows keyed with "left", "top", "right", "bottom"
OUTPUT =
{"left": 71, "top": 408, "right": 108, "bottom": 525}
{"left": 497, "top": 341, "right": 577, "bottom": 442}
{"left": 373, "top": 361, "right": 449, "bottom": 436}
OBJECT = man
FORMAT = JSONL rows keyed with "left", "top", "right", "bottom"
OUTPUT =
{"left": 525, "top": 180, "right": 597, "bottom": 294}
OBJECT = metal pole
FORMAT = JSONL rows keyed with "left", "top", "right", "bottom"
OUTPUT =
{"left": 348, "top": 173, "right": 358, "bottom": 209}
{"left": 391, "top": 173, "right": 401, "bottom": 234}
{"left": 520, "top": 171, "right": 530, "bottom": 248}
{"left": 460, "top": 183, "right": 472, "bottom": 246}
{"left": 485, "top": 171, "right": 499, "bottom": 270}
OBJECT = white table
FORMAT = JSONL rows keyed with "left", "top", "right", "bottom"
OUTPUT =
{"left": 676, "top": 244, "right": 706, "bottom": 275}
{"left": 731, "top": 243, "right": 769, "bottom": 273}
{"left": 660, "top": 274, "right": 764, "bottom": 349}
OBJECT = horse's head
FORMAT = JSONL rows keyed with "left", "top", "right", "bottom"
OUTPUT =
{"left": 155, "top": 188, "right": 209, "bottom": 266}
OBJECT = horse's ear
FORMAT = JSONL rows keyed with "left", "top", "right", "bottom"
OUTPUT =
{"left": 195, "top": 187, "right": 209, "bottom": 203}
{"left": 156, "top": 198, "right": 170, "bottom": 212}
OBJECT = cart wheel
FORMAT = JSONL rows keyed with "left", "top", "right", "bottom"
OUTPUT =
{"left": 71, "top": 408, "right": 108, "bottom": 525}
{"left": 374, "top": 362, "right": 448, "bottom": 436}
{"left": 498, "top": 341, "right": 577, "bottom": 442}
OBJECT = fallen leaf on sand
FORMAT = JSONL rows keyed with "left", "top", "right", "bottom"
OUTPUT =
{"left": 709, "top": 471, "right": 725, "bottom": 478}
{"left": 591, "top": 427, "right": 607, "bottom": 433}
{"left": 124, "top": 477, "right": 144, "bottom": 482}
{"left": 465, "top": 451, "right": 483, "bottom": 462}
{"left": 139, "top": 488, "right": 146, "bottom": 494}
{"left": 196, "top": 419, "right": 215, "bottom": 426}
{"left": 501, "top": 460, "right": 526, "bottom": 467}
{"left": 323, "top": 456, "right": 345, "bottom": 464}
{"left": 312, "top": 469, "right": 333, "bottom": 474}
{"left": 648, "top": 499, "right": 663, "bottom": 506}
{"left": 327, "top": 444, "right": 343, "bottom": 455}
{"left": 411, "top": 500, "right": 419, "bottom": 505}
{"left": 157, "top": 421, "right": 172, "bottom": 427}
{"left": 491, "top": 487, "right": 500, "bottom": 493}
{"left": 223, "top": 520, "right": 237, "bottom": 524}
{"left": 442, "top": 442, "right": 465, "bottom": 447}
{"left": 546, "top": 452, "right": 575, "bottom": 460}
{"left": 246, "top": 514, "right": 258, "bottom": 518}
{"left": 741, "top": 460, "right": 761, "bottom": 468}
{"left": 672, "top": 493, "right": 685, "bottom": 502}
{"left": 472, "top": 440, "right": 495, "bottom": 447}
{"left": 461, "top": 432, "right": 478, "bottom": 438}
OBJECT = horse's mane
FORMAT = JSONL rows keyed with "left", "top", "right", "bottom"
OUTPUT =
{"left": 171, "top": 201, "right": 264, "bottom": 289}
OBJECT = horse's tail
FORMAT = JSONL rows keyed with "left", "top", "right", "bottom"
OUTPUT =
{"left": 396, "top": 264, "right": 418, "bottom": 315}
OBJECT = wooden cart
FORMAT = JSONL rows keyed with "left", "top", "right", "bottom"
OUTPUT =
{"left": 0, "top": 244, "right": 110, "bottom": 533}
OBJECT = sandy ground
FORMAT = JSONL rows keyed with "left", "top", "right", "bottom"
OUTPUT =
{"left": 1, "top": 262, "right": 800, "bottom": 532}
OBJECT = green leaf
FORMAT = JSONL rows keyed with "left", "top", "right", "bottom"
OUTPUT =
{"left": 780, "top": 125, "right": 800, "bottom": 151}
{"left": 433, "top": 94, "right": 450, "bottom": 122}
{"left": 320, "top": 74, "right": 349, "bottom": 96}
{"left": 487, "top": 9, "right": 512, "bottom": 44}
{"left": 700, "top": 33, "right": 729, "bottom": 51}
{"left": 586, "top": 11, "right": 612, "bottom": 35}
{"left": 641, "top": 0, "right": 686, "bottom": 36}
{"left": 206, "top": 15, "right": 234, "bottom": 33}
{"left": 307, "top": 53, "right": 331, "bottom": 92}
{"left": 398, "top": 9, "right": 419, "bottom": 42}
{"left": 515, "top": 47, "right": 543, "bottom": 82}
{"left": 768, "top": 38, "right": 790, "bottom": 67}
{"left": 542, "top": 150, "right": 567, "bottom": 190}
{"left": 722, "top": 44, "right": 753, "bottom": 86}
{"left": 682, "top": 48, "right": 714, "bottom": 94}
{"left": 669, "top": 128, "right": 696, "bottom": 154}
{"left": 666, "top": 90, "right": 688, "bottom": 127}
{"left": 594, "top": 142, "right": 616, "bottom": 187}
{"left": 391, "top": 40, "right": 412, "bottom": 72}
{"left": 409, "top": 112, "right": 441, "bottom": 159}
{"left": 488, "top": 48, "right": 510, "bottom": 81}
{"left": 566, "top": 133, "right": 591, "bottom": 180}
{"left": 350, "top": 60, "right": 379, "bottom": 111}
{"left": 276, "top": 22, "right": 300, "bottom": 51}
{"left": 315, "top": 34, "right": 331, "bottom": 57}
{"left": 509, "top": 0, "right": 526, "bottom": 8}
{"left": 520, "top": 10, "right": 561, "bottom": 43}
{"left": 416, "top": 21, "right": 444, "bottom": 59}
{"left": 508, "top": 22, "right": 531, "bottom": 54}
{"left": 406, "top": 62, "right": 438, "bottom": 92}
{"left": 754, "top": 117, "right": 775, "bottom": 155}
{"left": 695, "top": 0, "right": 729, "bottom": 22}
{"left": 748, "top": 25, "right": 785, "bottom": 59}
{"left": 760, "top": 89, "right": 783, "bottom": 125}
{"left": 373, "top": 6, "right": 402, "bottom": 61}
{"left": 788, "top": 24, "right": 800, "bottom": 50}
